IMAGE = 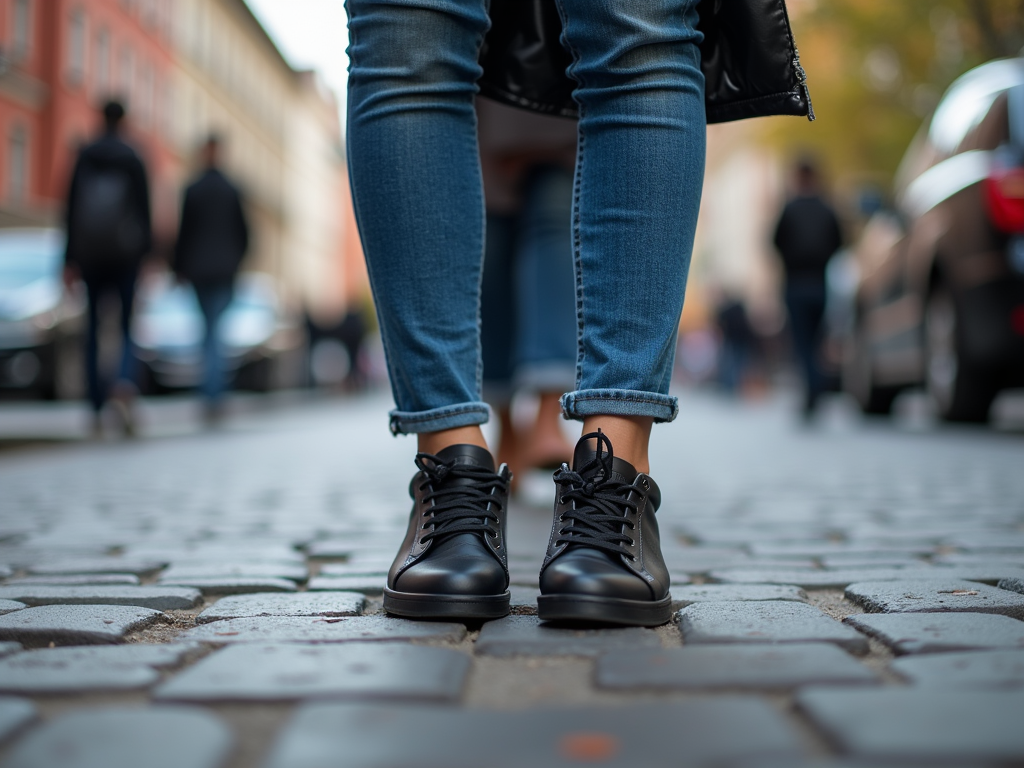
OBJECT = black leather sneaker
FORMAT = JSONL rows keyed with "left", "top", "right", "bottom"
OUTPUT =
{"left": 538, "top": 430, "right": 671, "bottom": 626}
{"left": 384, "top": 444, "right": 511, "bottom": 619}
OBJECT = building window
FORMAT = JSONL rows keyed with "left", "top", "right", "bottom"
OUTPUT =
{"left": 94, "top": 28, "right": 110, "bottom": 96}
{"left": 10, "top": 0, "right": 33, "bottom": 61}
{"left": 7, "top": 127, "right": 28, "bottom": 202}
{"left": 66, "top": 9, "right": 87, "bottom": 86}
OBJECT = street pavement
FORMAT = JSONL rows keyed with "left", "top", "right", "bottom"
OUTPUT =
{"left": 0, "top": 389, "right": 1023, "bottom": 767}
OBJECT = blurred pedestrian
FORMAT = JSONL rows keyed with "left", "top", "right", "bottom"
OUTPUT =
{"left": 773, "top": 158, "right": 842, "bottom": 418}
{"left": 715, "top": 293, "right": 755, "bottom": 396}
{"left": 173, "top": 135, "right": 249, "bottom": 423}
{"left": 64, "top": 100, "right": 151, "bottom": 437}
{"left": 478, "top": 98, "right": 576, "bottom": 476}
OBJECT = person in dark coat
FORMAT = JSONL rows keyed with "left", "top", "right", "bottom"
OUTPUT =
{"left": 173, "top": 135, "right": 249, "bottom": 418}
{"left": 64, "top": 100, "right": 152, "bottom": 436}
{"left": 773, "top": 158, "right": 843, "bottom": 418}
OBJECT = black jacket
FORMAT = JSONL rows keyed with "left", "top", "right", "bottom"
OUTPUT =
{"left": 773, "top": 194, "right": 842, "bottom": 287}
{"left": 64, "top": 132, "right": 151, "bottom": 269}
{"left": 479, "top": 0, "right": 813, "bottom": 124}
{"left": 174, "top": 168, "right": 249, "bottom": 286}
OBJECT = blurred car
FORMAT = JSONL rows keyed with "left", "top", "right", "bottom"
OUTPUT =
{"left": 0, "top": 228, "right": 84, "bottom": 399}
{"left": 132, "top": 272, "right": 305, "bottom": 393}
{"left": 845, "top": 58, "right": 1024, "bottom": 422}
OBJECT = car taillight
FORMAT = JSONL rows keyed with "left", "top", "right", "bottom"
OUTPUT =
{"left": 985, "top": 166, "right": 1024, "bottom": 233}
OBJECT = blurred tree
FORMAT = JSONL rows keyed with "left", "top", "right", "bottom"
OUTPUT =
{"left": 766, "top": 0, "right": 1024, "bottom": 199}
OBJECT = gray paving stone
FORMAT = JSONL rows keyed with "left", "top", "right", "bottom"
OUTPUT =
{"left": 306, "top": 575, "right": 385, "bottom": 593}
{"left": 0, "top": 566, "right": 11, "bottom": 579}
{"left": 946, "top": 531, "right": 1024, "bottom": 552}
{"left": 157, "top": 576, "right": 298, "bottom": 594}
{"left": 934, "top": 553, "right": 1024, "bottom": 568}
{"left": 845, "top": 579, "right": 1024, "bottom": 618}
{"left": 678, "top": 601, "right": 869, "bottom": 654}
{"left": 596, "top": 643, "right": 878, "bottom": 691}
{"left": 891, "top": 649, "right": 1024, "bottom": 688}
{"left": 0, "top": 605, "right": 165, "bottom": 647}
{"left": 196, "top": 592, "right": 366, "bottom": 623}
{"left": 3, "top": 574, "right": 141, "bottom": 586}
{"left": 999, "top": 576, "right": 1024, "bottom": 594}
{"left": 159, "top": 563, "right": 309, "bottom": 582}
{"left": 0, "top": 642, "right": 22, "bottom": 658}
{"left": 318, "top": 562, "right": 392, "bottom": 577}
{"left": 820, "top": 556, "right": 925, "bottom": 569}
{"left": 475, "top": 615, "right": 660, "bottom": 657}
{"left": 673, "top": 584, "right": 808, "bottom": 607}
{"left": 844, "top": 613, "right": 1024, "bottom": 655}
{"left": 265, "top": 700, "right": 805, "bottom": 768}
{"left": 509, "top": 586, "right": 540, "bottom": 611}
{"left": 661, "top": 548, "right": 752, "bottom": 574}
{"left": 25, "top": 558, "right": 165, "bottom": 577}
{"left": 708, "top": 568, "right": 936, "bottom": 589}
{"left": 0, "top": 600, "right": 25, "bottom": 615}
{"left": 155, "top": 642, "right": 469, "bottom": 702}
{"left": 0, "top": 644, "right": 195, "bottom": 693}
{"left": 796, "top": 687, "right": 1024, "bottom": 761}
{"left": 0, "top": 585, "right": 201, "bottom": 611}
{"left": 182, "top": 615, "right": 466, "bottom": 645}
{"left": 0, "top": 697, "right": 35, "bottom": 744}
{"left": 750, "top": 543, "right": 935, "bottom": 558}
{"left": 0, "top": 706, "right": 234, "bottom": 768}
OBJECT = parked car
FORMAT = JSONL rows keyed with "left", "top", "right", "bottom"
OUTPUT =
{"left": 0, "top": 228, "right": 84, "bottom": 399}
{"left": 845, "top": 58, "right": 1024, "bottom": 422}
{"left": 132, "top": 272, "right": 305, "bottom": 393}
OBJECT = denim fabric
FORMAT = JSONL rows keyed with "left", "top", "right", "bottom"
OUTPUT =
{"left": 83, "top": 268, "right": 138, "bottom": 413}
{"left": 347, "top": 0, "right": 705, "bottom": 433}
{"left": 480, "top": 165, "right": 577, "bottom": 406}
{"left": 784, "top": 286, "right": 827, "bottom": 409}
{"left": 195, "top": 282, "right": 234, "bottom": 403}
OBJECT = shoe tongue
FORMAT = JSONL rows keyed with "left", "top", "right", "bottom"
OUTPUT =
{"left": 572, "top": 446, "right": 638, "bottom": 485}
{"left": 435, "top": 444, "right": 495, "bottom": 474}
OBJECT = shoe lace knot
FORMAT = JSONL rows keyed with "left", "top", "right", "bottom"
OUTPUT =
{"left": 414, "top": 453, "right": 507, "bottom": 543}
{"left": 552, "top": 431, "right": 638, "bottom": 558}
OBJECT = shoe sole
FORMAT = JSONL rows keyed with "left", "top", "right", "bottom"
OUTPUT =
{"left": 383, "top": 588, "right": 510, "bottom": 620}
{"left": 537, "top": 593, "right": 673, "bottom": 627}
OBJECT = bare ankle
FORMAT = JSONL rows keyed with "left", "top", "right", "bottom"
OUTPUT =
{"left": 579, "top": 415, "right": 653, "bottom": 474}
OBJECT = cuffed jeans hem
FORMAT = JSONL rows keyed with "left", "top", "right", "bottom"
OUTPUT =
{"left": 389, "top": 402, "right": 490, "bottom": 435}
{"left": 560, "top": 389, "right": 679, "bottom": 423}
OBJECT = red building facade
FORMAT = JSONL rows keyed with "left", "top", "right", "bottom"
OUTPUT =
{"left": 0, "top": 0, "right": 180, "bottom": 241}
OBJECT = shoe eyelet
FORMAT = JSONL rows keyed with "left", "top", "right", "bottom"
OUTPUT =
{"left": 628, "top": 539, "right": 636, "bottom": 547}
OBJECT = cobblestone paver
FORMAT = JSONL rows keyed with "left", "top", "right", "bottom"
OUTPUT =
{"left": 0, "top": 391, "right": 1022, "bottom": 766}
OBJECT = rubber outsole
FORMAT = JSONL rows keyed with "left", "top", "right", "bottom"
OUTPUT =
{"left": 383, "top": 587, "right": 510, "bottom": 619}
{"left": 537, "top": 593, "right": 673, "bottom": 627}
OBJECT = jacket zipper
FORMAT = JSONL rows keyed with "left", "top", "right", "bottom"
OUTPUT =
{"left": 792, "top": 46, "right": 816, "bottom": 122}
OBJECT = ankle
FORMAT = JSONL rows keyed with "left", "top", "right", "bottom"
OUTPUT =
{"left": 579, "top": 415, "right": 652, "bottom": 474}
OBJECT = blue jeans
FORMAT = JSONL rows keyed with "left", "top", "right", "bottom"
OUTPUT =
{"left": 481, "top": 165, "right": 577, "bottom": 405}
{"left": 83, "top": 268, "right": 138, "bottom": 413}
{"left": 194, "top": 282, "right": 234, "bottom": 403}
{"left": 347, "top": 0, "right": 705, "bottom": 434}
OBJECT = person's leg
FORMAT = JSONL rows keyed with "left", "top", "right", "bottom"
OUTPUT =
{"left": 347, "top": 0, "right": 509, "bottom": 619}
{"left": 539, "top": 0, "right": 705, "bottom": 625}
{"left": 347, "top": 0, "right": 491, "bottom": 450}
{"left": 785, "top": 289, "right": 826, "bottom": 414}
{"left": 196, "top": 282, "right": 234, "bottom": 405}
{"left": 514, "top": 165, "right": 577, "bottom": 468}
{"left": 556, "top": 0, "right": 705, "bottom": 473}
{"left": 108, "top": 266, "right": 140, "bottom": 436}
{"left": 82, "top": 273, "right": 106, "bottom": 416}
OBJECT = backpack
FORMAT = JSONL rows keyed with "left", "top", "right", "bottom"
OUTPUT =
{"left": 71, "top": 165, "right": 144, "bottom": 268}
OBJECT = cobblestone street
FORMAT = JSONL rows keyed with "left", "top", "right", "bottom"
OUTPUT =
{"left": 0, "top": 390, "right": 1023, "bottom": 767}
